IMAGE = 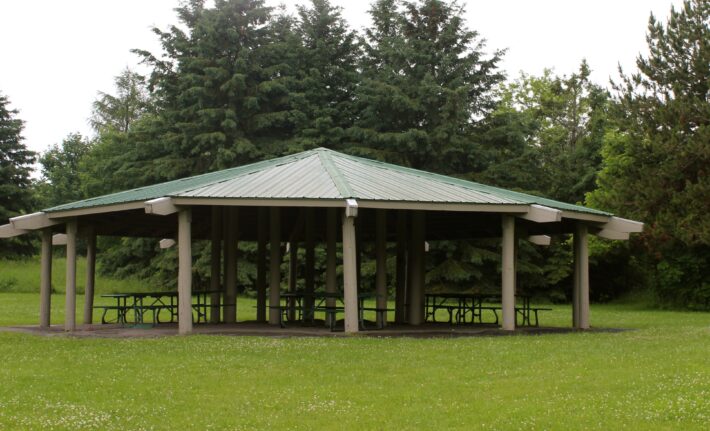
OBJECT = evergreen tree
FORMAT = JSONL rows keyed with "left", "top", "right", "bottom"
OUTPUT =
{"left": 82, "top": 69, "right": 153, "bottom": 197}
{"left": 478, "top": 62, "right": 611, "bottom": 204}
{"left": 291, "top": 0, "right": 360, "bottom": 151}
{"left": 0, "top": 93, "right": 36, "bottom": 256}
{"left": 352, "top": 0, "right": 504, "bottom": 173}
{"left": 588, "top": 0, "right": 710, "bottom": 307}
{"left": 133, "top": 0, "right": 299, "bottom": 179}
{"left": 37, "top": 133, "right": 92, "bottom": 208}
{"left": 90, "top": 68, "right": 150, "bottom": 134}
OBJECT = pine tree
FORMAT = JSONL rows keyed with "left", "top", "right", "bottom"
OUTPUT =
{"left": 352, "top": 0, "right": 504, "bottom": 173}
{"left": 37, "top": 133, "right": 92, "bottom": 208}
{"left": 588, "top": 0, "right": 710, "bottom": 307}
{"left": 0, "top": 93, "right": 36, "bottom": 256}
{"left": 291, "top": 0, "right": 360, "bottom": 151}
{"left": 479, "top": 62, "right": 611, "bottom": 204}
{"left": 133, "top": 0, "right": 299, "bottom": 178}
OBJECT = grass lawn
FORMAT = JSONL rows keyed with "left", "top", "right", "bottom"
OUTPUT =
{"left": 0, "top": 259, "right": 709, "bottom": 430}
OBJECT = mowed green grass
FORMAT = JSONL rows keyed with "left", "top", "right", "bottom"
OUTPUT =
{"left": 0, "top": 260, "right": 709, "bottom": 430}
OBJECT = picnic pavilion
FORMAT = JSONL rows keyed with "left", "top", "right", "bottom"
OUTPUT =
{"left": 0, "top": 148, "right": 643, "bottom": 335}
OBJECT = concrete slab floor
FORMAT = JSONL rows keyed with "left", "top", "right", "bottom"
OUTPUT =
{"left": 0, "top": 322, "right": 626, "bottom": 339}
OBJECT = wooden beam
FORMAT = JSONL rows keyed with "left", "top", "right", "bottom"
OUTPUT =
{"left": 223, "top": 208, "right": 238, "bottom": 324}
{"left": 519, "top": 204, "right": 561, "bottom": 223}
{"left": 407, "top": 211, "right": 425, "bottom": 325}
{"left": 256, "top": 207, "right": 267, "bottom": 322}
{"left": 52, "top": 234, "right": 67, "bottom": 245}
{"left": 11, "top": 212, "right": 59, "bottom": 230}
{"left": 39, "top": 228, "right": 52, "bottom": 329}
{"left": 527, "top": 235, "right": 551, "bottom": 246}
{"left": 325, "top": 208, "right": 337, "bottom": 319}
{"left": 375, "top": 209, "right": 387, "bottom": 328}
{"left": 287, "top": 241, "right": 298, "bottom": 321}
{"left": 304, "top": 208, "right": 315, "bottom": 313}
{"left": 159, "top": 238, "right": 176, "bottom": 249}
{"left": 45, "top": 202, "right": 144, "bottom": 219}
{"left": 83, "top": 228, "right": 96, "bottom": 325}
{"left": 65, "top": 220, "right": 77, "bottom": 332}
{"left": 144, "top": 197, "right": 179, "bottom": 216}
{"left": 501, "top": 215, "right": 515, "bottom": 331}
{"left": 268, "top": 208, "right": 281, "bottom": 325}
{"left": 0, "top": 223, "right": 28, "bottom": 238}
{"left": 342, "top": 210, "right": 359, "bottom": 333}
{"left": 395, "top": 211, "right": 407, "bottom": 324}
{"left": 177, "top": 208, "right": 193, "bottom": 335}
{"left": 596, "top": 229, "right": 630, "bottom": 240}
{"left": 602, "top": 216, "right": 644, "bottom": 233}
{"left": 210, "top": 207, "right": 222, "bottom": 324}
{"left": 573, "top": 223, "right": 590, "bottom": 329}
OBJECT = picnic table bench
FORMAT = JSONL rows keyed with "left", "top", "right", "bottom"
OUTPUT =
{"left": 96, "top": 290, "right": 217, "bottom": 326}
{"left": 274, "top": 291, "right": 393, "bottom": 331}
{"left": 424, "top": 293, "right": 551, "bottom": 327}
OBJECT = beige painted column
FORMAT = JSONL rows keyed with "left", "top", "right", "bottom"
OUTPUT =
{"left": 287, "top": 241, "right": 298, "bottom": 321}
{"left": 573, "top": 223, "right": 590, "bottom": 329}
{"left": 268, "top": 207, "right": 282, "bottom": 325}
{"left": 325, "top": 208, "right": 337, "bottom": 316}
{"left": 222, "top": 207, "right": 229, "bottom": 321}
{"left": 82, "top": 227, "right": 96, "bottom": 325}
{"left": 210, "top": 207, "right": 222, "bottom": 323}
{"left": 178, "top": 208, "right": 193, "bottom": 335}
{"left": 407, "top": 211, "right": 425, "bottom": 325}
{"left": 305, "top": 208, "right": 315, "bottom": 313}
{"left": 395, "top": 211, "right": 407, "bottom": 323}
{"left": 375, "top": 209, "right": 388, "bottom": 327}
{"left": 64, "top": 219, "right": 77, "bottom": 332}
{"left": 256, "top": 207, "right": 267, "bottom": 322}
{"left": 501, "top": 215, "right": 516, "bottom": 331}
{"left": 39, "top": 228, "right": 53, "bottom": 329}
{"left": 224, "top": 208, "right": 238, "bottom": 323}
{"left": 572, "top": 230, "right": 579, "bottom": 328}
{"left": 342, "top": 210, "right": 359, "bottom": 333}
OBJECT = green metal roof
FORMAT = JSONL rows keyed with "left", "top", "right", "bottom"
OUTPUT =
{"left": 44, "top": 148, "right": 610, "bottom": 216}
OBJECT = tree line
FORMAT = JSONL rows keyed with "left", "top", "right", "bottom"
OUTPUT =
{"left": 1, "top": 0, "right": 707, "bottom": 308}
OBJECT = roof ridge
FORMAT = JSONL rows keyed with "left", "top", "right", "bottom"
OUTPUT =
{"left": 317, "top": 150, "right": 352, "bottom": 198}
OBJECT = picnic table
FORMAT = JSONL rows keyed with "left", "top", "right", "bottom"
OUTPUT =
{"left": 96, "top": 290, "right": 216, "bottom": 326}
{"left": 275, "top": 291, "right": 391, "bottom": 330}
{"left": 424, "top": 292, "right": 549, "bottom": 326}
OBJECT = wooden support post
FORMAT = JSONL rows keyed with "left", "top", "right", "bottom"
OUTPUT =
{"left": 501, "top": 215, "right": 515, "bottom": 331}
{"left": 356, "top": 218, "right": 362, "bottom": 290}
{"left": 82, "top": 227, "right": 96, "bottom": 325}
{"left": 395, "top": 211, "right": 407, "bottom": 324}
{"left": 268, "top": 208, "right": 282, "bottom": 325}
{"left": 325, "top": 208, "right": 337, "bottom": 321}
{"left": 64, "top": 219, "right": 77, "bottom": 332}
{"left": 305, "top": 208, "right": 315, "bottom": 314}
{"left": 407, "top": 211, "right": 425, "bottom": 325}
{"left": 342, "top": 211, "right": 359, "bottom": 333}
{"left": 574, "top": 223, "right": 590, "bottom": 329}
{"left": 375, "top": 209, "right": 387, "bottom": 327}
{"left": 572, "top": 230, "right": 579, "bottom": 328}
{"left": 287, "top": 241, "right": 298, "bottom": 321}
{"left": 222, "top": 207, "right": 229, "bottom": 321}
{"left": 178, "top": 208, "right": 193, "bottom": 335}
{"left": 210, "top": 207, "right": 222, "bottom": 323}
{"left": 223, "top": 208, "right": 238, "bottom": 323}
{"left": 256, "top": 207, "right": 267, "bottom": 322}
{"left": 39, "top": 228, "right": 52, "bottom": 329}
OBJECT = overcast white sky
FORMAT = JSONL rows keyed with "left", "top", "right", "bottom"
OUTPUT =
{"left": 0, "top": 0, "right": 682, "bottom": 164}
